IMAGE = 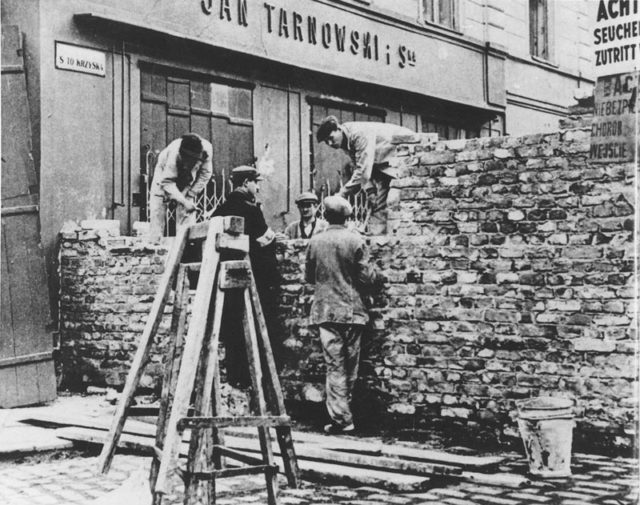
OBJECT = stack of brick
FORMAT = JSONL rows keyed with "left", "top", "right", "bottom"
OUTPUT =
{"left": 58, "top": 221, "right": 170, "bottom": 388}
{"left": 58, "top": 127, "right": 636, "bottom": 451}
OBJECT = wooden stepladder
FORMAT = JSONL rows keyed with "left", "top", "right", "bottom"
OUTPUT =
{"left": 97, "top": 216, "right": 299, "bottom": 505}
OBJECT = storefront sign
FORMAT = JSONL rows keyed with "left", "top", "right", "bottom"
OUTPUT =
{"left": 79, "top": 0, "right": 504, "bottom": 108}
{"left": 55, "top": 42, "right": 105, "bottom": 77}
{"left": 199, "top": 0, "right": 418, "bottom": 69}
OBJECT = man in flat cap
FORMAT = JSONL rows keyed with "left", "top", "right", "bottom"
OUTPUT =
{"left": 284, "top": 191, "right": 329, "bottom": 239}
{"left": 148, "top": 133, "right": 213, "bottom": 239}
{"left": 316, "top": 116, "right": 416, "bottom": 233}
{"left": 213, "top": 166, "right": 281, "bottom": 386}
{"left": 305, "top": 195, "right": 382, "bottom": 434}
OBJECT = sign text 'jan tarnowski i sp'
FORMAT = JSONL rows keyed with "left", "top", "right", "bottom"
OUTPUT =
{"left": 199, "top": 0, "right": 417, "bottom": 69}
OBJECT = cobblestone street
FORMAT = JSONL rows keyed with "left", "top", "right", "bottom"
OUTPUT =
{"left": 0, "top": 450, "right": 637, "bottom": 505}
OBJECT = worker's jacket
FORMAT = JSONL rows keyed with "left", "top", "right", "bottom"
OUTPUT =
{"left": 284, "top": 218, "right": 329, "bottom": 239}
{"left": 150, "top": 136, "right": 213, "bottom": 201}
{"left": 305, "top": 224, "right": 381, "bottom": 326}
{"left": 340, "top": 122, "right": 417, "bottom": 192}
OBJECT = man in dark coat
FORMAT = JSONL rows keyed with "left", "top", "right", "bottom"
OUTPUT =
{"left": 213, "top": 166, "right": 280, "bottom": 386}
{"left": 305, "top": 195, "right": 382, "bottom": 434}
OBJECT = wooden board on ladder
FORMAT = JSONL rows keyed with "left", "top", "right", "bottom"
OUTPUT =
{"left": 97, "top": 216, "right": 299, "bottom": 505}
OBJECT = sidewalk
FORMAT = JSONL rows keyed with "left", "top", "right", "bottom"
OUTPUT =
{"left": 0, "top": 395, "right": 638, "bottom": 505}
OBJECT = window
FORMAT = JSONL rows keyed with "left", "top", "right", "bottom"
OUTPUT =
{"left": 422, "top": 0, "right": 458, "bottom": 30}
{"left": 529, "top": 0, "right": 549, "bottom": 60}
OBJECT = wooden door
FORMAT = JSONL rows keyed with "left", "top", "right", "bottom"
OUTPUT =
{"left": 139, "top": 65, "right": 254, "bottom": 234}
{"left": 309, "top": 100, "right": 385, "bottom": 196}
{"left": 254, "top": 85, "right": 302, "bottom": 229}
{"left": 1, "top": 25, "right": 56, "bottom": 407}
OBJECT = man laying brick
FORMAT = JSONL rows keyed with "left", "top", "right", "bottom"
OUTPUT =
{"left": 316, "top": 116, "right": 416, "bottom": 233}
{"left": 305, "top": 195, "right": 383, "bottom": 434}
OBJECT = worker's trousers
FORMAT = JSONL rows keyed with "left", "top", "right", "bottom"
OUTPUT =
{"left": 148, "top": 194, "right": 195, "bottom": 240}
{"left": 318, "top": 322, "right": 364, "bottom": 427}
{"left": 364, "top": 169, "right": 392, "bottom": 234}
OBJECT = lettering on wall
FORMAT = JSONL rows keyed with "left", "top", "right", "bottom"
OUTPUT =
{"left": 593, "top": 0, "right": 639, "bottom": 76}
{"left": 55, "top": 42, "right": 106, "bottom": 77}
{"left": 196, "top": 0, "right": 417, "bottom": 69}
{"left": 590, "top": 1, "right": 638, "bottom": 163}
{"left": 590, "top": 72, "right": 638, "bottom": 162}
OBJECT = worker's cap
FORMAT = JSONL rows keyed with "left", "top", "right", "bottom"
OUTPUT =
{"left": 295, "top": 192, "right": 319, "bottom": 205}
{"left": 179, "top": 133, "right": 207, "bottom": 161}
{"left": 230, "top": 165, "right": 264, "bottom": 183}
{"left": 323, "top": 195, "right": 352, "bottom": 217}
{"left": 316, "top": 116, "right": 340, "bottom": 143}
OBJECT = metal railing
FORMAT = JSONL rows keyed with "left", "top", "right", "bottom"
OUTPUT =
{"left": 317, "top": 182, "right": 369, "bottom": 232}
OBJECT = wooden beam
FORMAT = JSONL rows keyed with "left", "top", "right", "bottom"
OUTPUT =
{"left": 227, "top": 426, "right": 505, "bottom": 470}
{"left": 189, "top": 216, "right": 244, "bottom": 240}
{"left": 223, "top": 435, "right": 460, "bottom": 477}
{"left": 155, "top": 218, "right": 224, "bottom": 495}
{"left": 178, "top": 416, "right": 291, "bottom": 430}
{"left": 216, "top": 233, "right": 249, "bottom": 254}
{"left": 218, "top": 260, "right": 251, "bottom": 289}
{"left": 248, "top": 273, "right": 300, "bottom": 488}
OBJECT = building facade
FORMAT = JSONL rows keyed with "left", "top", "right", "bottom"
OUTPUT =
{"left": 2, "top": 0, "right": 595, "bottom": 307}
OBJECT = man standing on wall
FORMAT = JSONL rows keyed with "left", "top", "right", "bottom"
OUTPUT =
{"left": 283, "top": 191, "right": 329, "bottom": 239}
{"left": 213, "top": 166, "right": 281, "bottom": 386}
{"left": 316, "top": 116, "right": 416, "bottom": 233}
{"left": 148, "top": 133, "right": 213, "bottom": 239}
{"left": 305, "top": 195, "right": 382, "bottom": 434}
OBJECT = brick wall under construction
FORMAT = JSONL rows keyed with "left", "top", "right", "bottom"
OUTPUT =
{"left": 58, "top": 127, "right": 636, "bottom": 452}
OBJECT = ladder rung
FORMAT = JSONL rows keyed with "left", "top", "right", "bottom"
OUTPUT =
{"left": 214, "top": 445, "right": 263, "bottom": 465}
{"left": 182, "top": 262, "right": 201, "bottom": 271}
{"left": 178, "top": 415, "right": 290, "bottom": 430}
{"left": 186, "top": 464, "right": 278, "bottom": 480}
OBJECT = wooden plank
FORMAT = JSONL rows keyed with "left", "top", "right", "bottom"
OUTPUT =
{"left": 26, "top": 410, "right": 501, "bottom": 473}
{"left": 249, "top": 273, "right": 300, "bottom": 487}
{"left": 1, "top": 25, "right": 38, "bottom": 207}
{"left": 215, "top": 445, "right": 263, "bottom": 466}
{"left": 218, "top": 260, "right": 251, "bottom": 289}
{"left": 189, "top": 216, "right": 244, "bottom": 240}
{"left": 183, "top": 287, "right": 221, "bottom": 505}
{"left": 221, "top": 435, "right": 459, "bottom": 477}
{"left": 55, "top": 427, "right": 431, "bottom": 493}
{"left": 197, "top": 285, "right": 226, "bottom": 466}
{"left": 0, "top": 351, "right": 52, "bottom": 368}
{"left": 189, "top": 465, "right": 275, "bottom": 480}
{"left": 242, "top": 289, "right": 278, "bottom": 505}
{"left": 178, "top": 416, "right": 291, "bottom": 430}
{"left": 150, "top": 265, "right": 188, "bottom": 496}
{"left": 1, "top": 211, "right": 54, "bottom": 407}
{"left": 56, "top": 427, "right": 157, "bottom": 456}
{"left": 216, "top": 232, "right": 249, "bottom": 254}
{"left": 297, "top": 459, "right": 430, "bottom": 493}
{"left": 155, "top": 218, "right": 223, "bottom": 494}
{"left": 461, "top": 471, "right": 531, "bottom": 488}
{"left": 97, "top": 226, "right": 189, "bottom": 473}
{"left": 0, "top": 221, "right": 18, "bottom": 407}
{"left": 227, "top": 427, "right": 505, "bottom": 470}
{"left": 0, "top": 205, "right": 39, "bottom": 216}
{"left": 21, "top": 412, "right": 157, "bottom": 438}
